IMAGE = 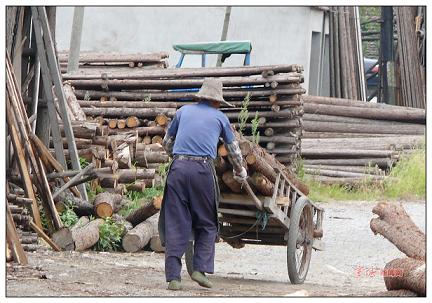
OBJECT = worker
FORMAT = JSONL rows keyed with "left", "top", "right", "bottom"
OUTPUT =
{"left": 159, "top": 78, "right": 247, "bottom": 291}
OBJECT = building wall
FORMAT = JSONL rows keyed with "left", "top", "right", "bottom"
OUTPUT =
{"left": 56, "top": 6, "right": 329, "bottom": 94}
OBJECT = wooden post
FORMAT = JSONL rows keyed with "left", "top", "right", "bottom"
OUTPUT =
{"left": 67, "top": 7, "right": 85, "bottom": 73}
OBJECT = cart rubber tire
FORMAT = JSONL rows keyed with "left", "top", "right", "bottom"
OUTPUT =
{"left": 287, "top": 196, "right": 314, "bottom": 284}
{"left": 185, "top": 240, "right": 194, "bottom": 277}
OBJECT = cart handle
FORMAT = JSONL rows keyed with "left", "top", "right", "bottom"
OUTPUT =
{"left": 242, "top": 179, "right": 263, "bottom": 211}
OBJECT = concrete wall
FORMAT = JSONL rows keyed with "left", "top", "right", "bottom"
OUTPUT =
{"left": 56, "top": 6, "right": 329, "bottom": 93}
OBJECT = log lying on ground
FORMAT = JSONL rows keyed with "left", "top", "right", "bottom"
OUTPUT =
{"left": 111, "top": 214, "right": 133, "bottom": 236}
{"left": 122, "top": 213, "right": 159, "bottom": 252}
{"left": 71, "top": 218, "right": 104, "bottom": 251}
{"left": 52, "top": 217, "right": 103, "bottom": 251}
{"left": 150, "top": 235, "right": 165, "bottom": 252}
{"left": 54, "top": 191, "right": 94, "bottom": 217}
{"left": 94, "top": 192, "right": 123, "bottom": 218}
{"left": 126, "top": 196, "right": 163, "bottom": 226}
{"left": 369, "top": 289, "right": 418, "bottom": 297}
{"left": 303, "top": 158, "right": 394, "bottom": 168}
{"left": 370, "top": 202, "right": 425, "bottom": 260}
{"left": 383, "top": 258, "right": 425, "bottom": 296}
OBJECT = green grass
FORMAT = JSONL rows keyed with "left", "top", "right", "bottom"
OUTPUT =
{"left": 95, "top": 217, "right": 124, "bottom": 251}
{"left": 301, "top": 147, "right": 425, "bottom": 202}
{"left": 118, "top": 186, "right": 164, "bottom": 217}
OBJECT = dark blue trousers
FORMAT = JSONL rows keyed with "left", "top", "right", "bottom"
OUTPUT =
{"left": 163, "top": 159, "right": 217, "bottom": 282}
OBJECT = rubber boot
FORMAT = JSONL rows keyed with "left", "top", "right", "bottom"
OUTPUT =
{"left": 191, "top": 271, "right": 213, "bottom": 288}
{"left": 167, "top": 279, "right": 182, "bottom": 291}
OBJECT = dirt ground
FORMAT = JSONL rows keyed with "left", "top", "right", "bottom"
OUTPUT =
{"left": 6, "top": 200, "right": 425, "bottom": 297}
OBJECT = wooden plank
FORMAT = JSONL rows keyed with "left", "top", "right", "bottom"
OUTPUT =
{"left": 218, "top": 208, "right": 257, "bottom": 218}
{"left": 34, "top": 7, "right": 88, "bottom": 200}
{"left": 30, "top": 7, "right": 66, "bottom": 168}
{"left": 220, "top": 193, "right": 261, "bottom": 207}
{"left": 29, "top": 133, "right": 81, "bottom": 198}
{"left": 29, "top": 220, "right": 61, "bottom": 251}
{"left": 6, "top": 95, "right": 42, "bottom": 228}
{"left": 6, "top": 203, "right": 28, "bottom": 265}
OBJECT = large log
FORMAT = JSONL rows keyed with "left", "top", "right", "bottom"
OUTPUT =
{"left": 94, "top": 192, "right": 123, "bottom": 218}
{"left": 302, "top": 120, "right": 425, "bottom": 135}
{"left": 122, "top": 213, "right": 160, "bottom": 252}
{"left": 222, "top": 170, "right": 243, "bottom": 193}
{"left": 304, "top": 168, "right": 380, "bottom": 178}
{"left": 78, "top": 100, "right": 177, "bottom": 109}
{"left": 126, "top": 196, "right": 163, "bottom": 226}
{"left": 82, "top": 107, "right": 176, "bottom": 119}
{"left": 72, "top": 218, "right": 104, "bottom": 251}
{"left": 250, "top": 172, "right": 274, "bottom": 196}
{"left": 64, "top": 64, "right": 303, "bottom": 79}
{"left": 67, "top": 73, "right": 303, "bottom": 89}
{"left": 54, "top": 191, "right": 95, "bottom": 217}
{"left": 301, "top": 149, "right": 396, "bottom": 158}
{"left": 150, "top": 235, "right": 165, "bottom": 253}
{"left": 107, "top": 126, "right": 165, "bottom": 136}
{"left": 302, "top": 158, "right": 394, "bottom": 168}
{"left": 301, "top": 136, "right": 424, "bottom": 151}
{"left": 303, "top": 113, "right": 425, "bottom": 125}
{"left": 135, "top": 150, "right": 169, "bottom": 166}
{"left": 73, "top": 87, "right": 306, "bottom": 101}
{"left": 370, "top": 202, "right": 425, "bottom": 260}
{"left": 303, "top": 95, "right": 424, "bottom": 111}
{"left": 63, "top": 83, "right": 86, "bottom": 121}
{"left": 383, "top": 258, "right": 425, "bottom": 296}
{"left": 58, "top": 51, "right": 168, "bottom": 62}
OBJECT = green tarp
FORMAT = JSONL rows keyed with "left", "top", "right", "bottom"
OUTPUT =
{"left": 173, "top": 41, "right": 252, "bottom": 54}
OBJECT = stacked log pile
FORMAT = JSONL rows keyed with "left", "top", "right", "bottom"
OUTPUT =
{"left": 57, "top": 51, "right": 169, "bottom": 73}
{"left": 216, "top": 130, "right": 309, "bottom": 197}
{"left": 63, "top": 64, "right": 306, "bottom": 166}
{"left": 301, "top": 95, "right": 425, "bottom": 185}
{"left": 370, "top": 202, "right": 425, "bottom": 296}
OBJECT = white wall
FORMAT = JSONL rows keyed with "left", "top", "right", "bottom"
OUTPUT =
{"left": 56, "top": 6, "right": 327, "bottom": 92}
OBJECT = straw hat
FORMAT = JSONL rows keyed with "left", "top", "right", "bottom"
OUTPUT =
{"left": 192, "top": 78, "right": 234, "bottom": 107}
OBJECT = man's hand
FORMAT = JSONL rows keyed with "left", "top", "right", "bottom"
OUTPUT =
{"left": 233, "top": 167, "right": 247, "bottom": 183}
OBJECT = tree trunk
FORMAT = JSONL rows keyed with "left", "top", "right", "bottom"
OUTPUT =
{"left": 68, "top": 73, "right": 303, "bottom": 89}
{"left": 82, "top": 107, "right": 176, "bottom": 119}
{"left": 150, "top": 235, "right": 165, "bottom": 253}
{"left": 54, "top": 191, "right": 95, "bottom": 217}
{"left": 302, "top": 120, "right": 425, "bottom": 135}
{"left": 126, "top": 116, "right": 142, "bottom": 128}
{"left": 155, "top": 114, "right": 168, "bottom": 126}
{"left": 107, "top": 126, "right": 165, "bottom": 136}
{"left": 126, "top": 196, "right": 163, "bottom": 226}
{"left": 72, "top": 218, "right": 104, "bottom": 251}
{"left": 94, "top": 192, "right": 123, "bottom": 218}
{"left": 370, "top": 202, "right": 425, "bottom": 260}
{"left": 222, "top": 170, "right": 243, "bottom": 193}
{"left": 250, "top": 172, "right": 274, "bottom": 196}
{"left": 384, "top": 258, "right": 425, "bottom": 296}
{"left": 78, "top": 100, "right": 177, "bottom": 109}
{"left": 122, "top": 213, "right": 159, "bottom": 252}
{"left": 135, "top": 150, "right": 169, "bottom": 166}
{"left": 63, "top": 83, "right": 86, "bottom": 121}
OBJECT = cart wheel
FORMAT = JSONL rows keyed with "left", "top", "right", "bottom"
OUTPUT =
{"left": 287, "top": 196, "right": 314, "bottom": 284}
{"left": 185, "top": 240, "right": 194, "bottom": 277}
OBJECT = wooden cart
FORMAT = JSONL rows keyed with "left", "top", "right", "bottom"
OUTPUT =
{"left": 185, "top": 167, "right": 324, "bottom": 284}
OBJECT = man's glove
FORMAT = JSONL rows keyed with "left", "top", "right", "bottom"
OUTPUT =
{"left": 233, "top": 167, "right": 247, "bottom": 183}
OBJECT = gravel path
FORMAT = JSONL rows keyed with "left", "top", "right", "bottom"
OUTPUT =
{"left": 6, "top": 200, "right": 425, "bottom": 297}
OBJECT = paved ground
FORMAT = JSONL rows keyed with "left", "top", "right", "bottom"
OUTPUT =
{"left": 6, "top": 200, "right": 425, "bottom": 297}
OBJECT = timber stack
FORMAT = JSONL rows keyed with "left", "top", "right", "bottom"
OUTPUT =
{"left": 63, "top": 63, "right": 307, "bottom": 167}
{"left": 300, "top": 95, "right": 425, "bottom": 185}
{"left": 369, "top": 202, "right": 425, "bottom": 296}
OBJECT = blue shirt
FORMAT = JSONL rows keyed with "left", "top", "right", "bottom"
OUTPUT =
{"left": 167, "top": 102, "right": 235, "bottom": 159}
